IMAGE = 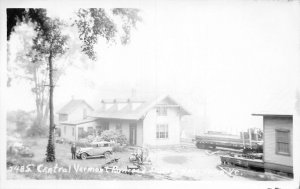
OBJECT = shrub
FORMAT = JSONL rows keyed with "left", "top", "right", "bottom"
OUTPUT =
{"left": 26, "top": 120, "right": 47, "bottom": 137}
{"left": 78, "top": 130, "right": 89, "bottom": 139}
{"left": 100, "top": 129, "right": 128, "bottom": 145}
{"left": 75, "top": 141, "right": 91, "bottom": 148}
{"left": 7, "top": 110, "right": 34, "bottom": 136}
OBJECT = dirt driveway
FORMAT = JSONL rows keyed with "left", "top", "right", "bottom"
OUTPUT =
{"left": 17, "top": 137, "right": 281, "bottom": 180}
{"left": 148, "top": 147, "right": 251, "bottom": 180}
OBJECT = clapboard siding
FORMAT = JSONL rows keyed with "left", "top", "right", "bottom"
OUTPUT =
{"left": 264, "top": 117, "right": 293, "bottom": 167}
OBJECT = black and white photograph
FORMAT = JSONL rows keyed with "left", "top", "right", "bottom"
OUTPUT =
{"left": 0, "top": 0, "right": 300, "bottom": 188}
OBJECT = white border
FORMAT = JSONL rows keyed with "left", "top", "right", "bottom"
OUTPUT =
{"left": 0, "top": 0, "right": 299, "bottom": 189}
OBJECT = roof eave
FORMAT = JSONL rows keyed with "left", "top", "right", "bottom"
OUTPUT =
{"left": 252, "top": 113, "right": 293, "bottom": 118}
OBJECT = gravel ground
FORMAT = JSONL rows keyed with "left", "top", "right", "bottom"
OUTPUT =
{"left": 8, "top": 137, "right": 288, "bottom": 180}
{"left": 148, "top": 147, "right": 251, "bottom": 180}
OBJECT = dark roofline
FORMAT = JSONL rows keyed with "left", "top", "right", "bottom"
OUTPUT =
{"left": 252, "top": 113, "right": 293, "bottom": 118}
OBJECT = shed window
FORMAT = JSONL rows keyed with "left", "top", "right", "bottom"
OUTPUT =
{"left": 276, "top": 129, "right": 290, "bottom": 155}
{"left": 156, "top": 124, "right": 168, "bottom": 139}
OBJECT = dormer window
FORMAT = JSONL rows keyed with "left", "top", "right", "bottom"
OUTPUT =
{"left": 156, "top": 106, "right": 167, "bottom": 116}
{"left": 59, "top": 114, "right": 68, "bottom": 122}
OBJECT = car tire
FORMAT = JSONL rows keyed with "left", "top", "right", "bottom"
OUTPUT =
{"left": 81, "top": 153, "right": 87, "bottom": 160}
{"left": 104, "top": 152, "right": 111, "bottom": 159}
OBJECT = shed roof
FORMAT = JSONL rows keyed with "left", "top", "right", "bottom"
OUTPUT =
{"left": 252, "top": 113, "right": 293, "bottom": 118}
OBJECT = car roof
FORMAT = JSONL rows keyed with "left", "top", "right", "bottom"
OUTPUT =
{"left": 91, "top": 141, "right": 110, "bottom": 145}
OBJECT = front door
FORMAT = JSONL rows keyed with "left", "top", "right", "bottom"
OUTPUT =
{"left": 129, "top": 123, "right": 137, "bottom": 146}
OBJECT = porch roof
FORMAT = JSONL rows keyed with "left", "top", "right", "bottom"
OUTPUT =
{"left": 59, "top": 117, "right": 98, "bottom": 125}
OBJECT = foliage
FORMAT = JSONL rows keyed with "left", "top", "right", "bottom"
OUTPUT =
{"left": 78, "top": 130, "right": 89, "bottom": 139}
{"left": 112, "top": 8, "right": 142, "bottom": 44}
{"left": 100, "top": 129, "right": 128, "bottom": 145}
{"left": 7, "top": 9, "right": 48, "bottom": 40}
{"left": 26, "top": 120, "right": 48, "bottom": 137}
{"left": 7, "top": 110, "right": 34, "bottom": 135}
{"left": 74, "top": 8, "right": 142, "bottom": 60}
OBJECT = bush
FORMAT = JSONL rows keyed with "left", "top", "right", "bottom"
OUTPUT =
{"left": 100, "top": 130, "right": 128, "bottom": 145}
{"left": 78, "top": 130, "right": 89, "bottom": 139}
{"left": 75, "top": 141, "right": 91, "bottom": 148}
{"left": 7, "top": 110, "right": 34, "bottom": 136}
{"left": 26, "top": 120, "right": 47, "bottom": 137}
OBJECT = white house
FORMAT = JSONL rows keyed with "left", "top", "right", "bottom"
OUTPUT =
{"left": 57, "top": 99, "right": 96, "bottom": 141}
{"left": 57, "top": 95, "right": 191, "bottom": 147}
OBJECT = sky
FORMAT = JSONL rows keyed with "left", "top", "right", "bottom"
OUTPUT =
{"left": 6, "top": 1, "right": 300, "bottom": 134}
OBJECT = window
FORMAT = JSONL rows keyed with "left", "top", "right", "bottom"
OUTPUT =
{"left": 103, "top": 143, "right": 109, "bottom": 147}
{"left": 83, "top": 109, "right": 87, "bottom": 119}
{"left": 78, "top": 127, "right": 84, "bottom": 138}
{"left": 72, "top": 128, "right": 75, "bottom": 136}
{"left": 59, "top": 114, "right": 68, "bottom": 122}
{"left": 116, "top": 123, "right": 122, "bottom": 134}
{"left": 156, "top": 124, "right": 168, "bottom": 139}
{"left": 276, "top": 129, "right": 290, "bottom": 155}
{"left": 64, "top": 126, "right": 66, "bottom": 135}
{"left": 156, "top": 107, "right": 167, "bottom": 116}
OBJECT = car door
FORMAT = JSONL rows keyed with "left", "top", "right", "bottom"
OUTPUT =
{"left": 91, "top": 143, "right": 104, "bottom": 156}
{"left": 88, "top": 144, "right": 97, "bottom": 156}
{"left": 97, "top": 143, "right": 108, "bottom": 155}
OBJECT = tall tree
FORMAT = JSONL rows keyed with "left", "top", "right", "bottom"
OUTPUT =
{"left": 8, "top": 8, "right": 142, "bottom": 162}
{"left": 30, "top": 17, "right": 69, "bottom": 162}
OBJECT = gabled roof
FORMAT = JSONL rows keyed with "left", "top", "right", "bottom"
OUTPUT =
{"left": 57, "top": 99, "right": 94, "bottom": 114}
{"left": 89, "top": 95, "right": 191, "bottom": 120}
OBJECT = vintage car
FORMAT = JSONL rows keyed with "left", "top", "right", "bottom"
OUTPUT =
{"left": 76, "top": 141, "right": 113, "bottom": 160}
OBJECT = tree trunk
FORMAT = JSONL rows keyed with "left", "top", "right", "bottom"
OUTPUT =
{"left": 46, "top": 52, "right": 55, "bottom": 162}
